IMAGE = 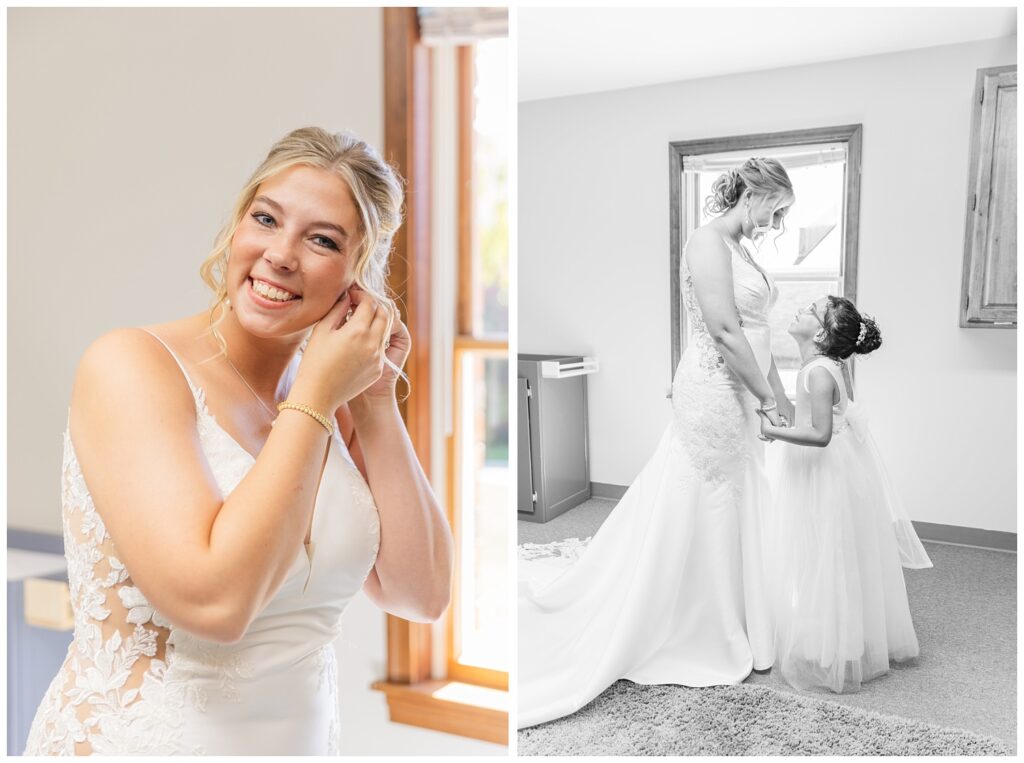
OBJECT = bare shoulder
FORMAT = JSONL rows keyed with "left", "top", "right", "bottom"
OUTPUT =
{"left": 684, "top": 226, "right": 731, "bottom": 268}
{"left": 72, "top": 327, "right": 196, "bottom": 426}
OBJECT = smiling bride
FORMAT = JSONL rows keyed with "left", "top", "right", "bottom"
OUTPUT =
{"left": 25, "top": 127, "right": 454, "bottom": 755}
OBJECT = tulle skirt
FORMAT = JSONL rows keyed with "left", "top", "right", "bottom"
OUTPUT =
{"left": 767, "top": 414, "right": 930, "bottom": 694}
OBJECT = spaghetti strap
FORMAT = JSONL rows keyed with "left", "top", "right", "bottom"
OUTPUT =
{"left": 137, "top": 328, "right": 201, "bottom": 398}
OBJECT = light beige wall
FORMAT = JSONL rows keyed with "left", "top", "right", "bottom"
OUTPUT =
{"left": 9, "top": 7, "right": 381, "bottom": 532}
{"left": 519, "top": 36, "right": 1017, "bottom": 533}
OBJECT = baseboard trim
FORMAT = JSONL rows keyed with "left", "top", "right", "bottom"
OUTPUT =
{"left": 589, "top": 483, "right": 1016, "bottom": 552}
{"left": 7, "top": 529, "right": 63, "bottom": 555}
{"left": 591, "top": 482, "right": 629, "bottom": 500}
{"left": 912, "top": 521, "right": 1016, "bottom": 552}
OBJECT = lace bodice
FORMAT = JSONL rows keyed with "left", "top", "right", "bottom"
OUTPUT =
{"left": 679, "top": 235, "right": 777, "bottom": 377}
{"left": 670, "top": 234, "right": 777, "bottom": 487}
{"left": 25, "top": 337, "right": 381, "bottom": 755}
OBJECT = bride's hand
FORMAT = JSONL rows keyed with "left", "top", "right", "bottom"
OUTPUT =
{"left": 755, "top": 409, "right": 777, "bottom": 441}
{"left": 347, "top": 286, "right": 410, "bottom": 406}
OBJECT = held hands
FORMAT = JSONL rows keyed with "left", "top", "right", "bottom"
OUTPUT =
{"left": 755, "top": 409, "right": 780, "bottom": 442}
{"left": 777, "top": 396, "right": 796, "bottom": 428}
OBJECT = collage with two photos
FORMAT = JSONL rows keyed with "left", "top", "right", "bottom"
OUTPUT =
{"left": 5, "top": 4, "right": 1018, "bottom": 758}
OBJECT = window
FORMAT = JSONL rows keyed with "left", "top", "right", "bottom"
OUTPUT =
{"left": 375, "top": 9, "right": 508, "bottom": 747}
{"left": 449, "top": 36, "right": 509, "bottom": 687}
{"left": 669, "top": 126, "right": 862, "bottom": 395}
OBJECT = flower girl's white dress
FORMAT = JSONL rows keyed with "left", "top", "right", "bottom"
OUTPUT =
{"left": 768, "top": 356, "right": 932, "bottom": 694}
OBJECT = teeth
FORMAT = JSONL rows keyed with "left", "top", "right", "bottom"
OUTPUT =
{"left": 251, "top": 279, "right": 297, "bottom": 302}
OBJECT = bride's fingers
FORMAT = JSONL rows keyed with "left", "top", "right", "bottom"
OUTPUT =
{"left": 368, "top": 302, "right": 392, "bottom": 346}
{"left": 317, "top": 291, "right": 353, "bottom": 332}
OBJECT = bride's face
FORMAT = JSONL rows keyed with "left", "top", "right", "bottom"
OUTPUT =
{"left": 226, "top": 164, "right": 363, "bottom": 340}
{"left": 789, "top": 297, "right": 829, "bottom": 339}
{"left": 742, "top": 191, "right": 792, "bottom": 237}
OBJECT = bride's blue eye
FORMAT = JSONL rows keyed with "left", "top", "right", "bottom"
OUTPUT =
{"left": 312, "top": 235, "right": 340, "bottom": 251}
{"left": 252, "top": 212, "right": 274, "bottom": 227}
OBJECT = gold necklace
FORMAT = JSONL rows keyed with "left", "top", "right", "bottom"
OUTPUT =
{"left": 223, "top": 352, "right": 277, "bottom": 422}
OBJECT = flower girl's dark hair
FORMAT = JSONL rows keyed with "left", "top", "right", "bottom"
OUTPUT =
{"left": 817, "top": 296, "right": 882, "bottom": 360}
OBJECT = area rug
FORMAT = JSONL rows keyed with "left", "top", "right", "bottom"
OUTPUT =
{"left": 517, "top": 680, "right": 1012, "bottom": 756}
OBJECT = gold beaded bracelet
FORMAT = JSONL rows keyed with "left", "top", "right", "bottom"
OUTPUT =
{"left": 276, "top": 401, "right": 335, "bottom": 436}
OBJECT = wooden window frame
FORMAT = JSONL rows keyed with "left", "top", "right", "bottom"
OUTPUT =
{"left": 446, "top": 44, "right": 510, "bottom": 694}
{"left": 668, "top": 124, "right": 863, "bottom": 379}
{"left": 372, "top": 9, "right": 507, "bottom": 747}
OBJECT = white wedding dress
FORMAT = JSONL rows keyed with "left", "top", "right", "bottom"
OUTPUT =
{"left": 518, "top": 237, "right": 777, "bottom": 729}
{"left": 25, "top": 332, "right": 381, "bottom": 755}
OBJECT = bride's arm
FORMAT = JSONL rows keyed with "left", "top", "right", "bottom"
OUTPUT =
{"left": 686, "top": 228, "right": 780, "bottom": 421}
{"left": 346, "top": 396, "right": 453, "bottom": 622}
{"left": 766, "top": 356, "right": 796, "bottom": 424}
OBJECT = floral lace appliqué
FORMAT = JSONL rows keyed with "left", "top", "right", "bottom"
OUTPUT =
{"left": 24, "top": 430, "right": 205, "bottom": 755}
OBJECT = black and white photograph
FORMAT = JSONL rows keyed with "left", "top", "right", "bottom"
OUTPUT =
{"left": 7, "top": 7, "right": 509, "bottom": 755}
{"left": 516, "top": 7, "right": 1016, "bottom": 756}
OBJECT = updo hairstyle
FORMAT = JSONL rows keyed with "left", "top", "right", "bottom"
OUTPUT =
{"left": 704, "top": 157, "right": 794, "bottom": 216}
{"left": 816, "top": 296, "right": 882, "bottom": 360}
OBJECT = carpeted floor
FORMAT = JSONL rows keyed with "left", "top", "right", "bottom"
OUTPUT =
{"left": 518, "top": 681, "right": 1012, "bottom": 756}
{"left": 518, "top": 498, "right": 1017, "bottom": 751}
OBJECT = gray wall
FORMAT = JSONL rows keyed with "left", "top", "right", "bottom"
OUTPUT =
{"left": 519, "top": 36, "right": 1017, "bottom": 533}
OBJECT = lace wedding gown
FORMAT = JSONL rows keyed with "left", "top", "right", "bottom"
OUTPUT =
{"left": 518, "top": 237, "right": 777, "bottom": 729}
{"left": 25, "top": 332, "right": 381, "bottom": 755}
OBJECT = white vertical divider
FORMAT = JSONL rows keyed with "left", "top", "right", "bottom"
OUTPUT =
{"left": 429, "top": 43, "right": 458, "bottom": 680}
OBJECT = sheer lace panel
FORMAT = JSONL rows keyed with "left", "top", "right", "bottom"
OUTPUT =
{"left": 24, "top": 431, "right": 204, "bottom": 756}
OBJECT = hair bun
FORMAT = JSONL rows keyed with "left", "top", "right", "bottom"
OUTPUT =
{"left": 855, "top": 317, "right": 882, "bottom": 355}
{"left": 704, "top": 168, "right": 745, "bottom": 215}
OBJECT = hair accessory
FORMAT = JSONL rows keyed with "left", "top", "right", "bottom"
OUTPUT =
{"left": 277, "top": 401, "right": 335, "bottom": 435}
{"left": 856, "top": 321, "right": 868, "bottom": 346}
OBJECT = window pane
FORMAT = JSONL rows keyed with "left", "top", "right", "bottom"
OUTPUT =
{"left": 692, "top": 158, "right": 846, "bottom": 277}
{"left": 770, "top": 280, "right": 840, "bottom": 394}
{"left": 684, "top": 146, "right": 849, "bottom": 397}
{"left": 471, "top": 38, "right": 508, "bottom": 337}
{"left": 455, "top": 351, "right": 508, "bottom": 671}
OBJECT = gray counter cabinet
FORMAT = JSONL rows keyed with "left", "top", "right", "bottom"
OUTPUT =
{"left": 518, "top": 354, "right": 596, "bottom": 523}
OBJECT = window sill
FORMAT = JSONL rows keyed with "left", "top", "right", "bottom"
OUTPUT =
{"left": 371, "top": 679, "right": 508, "bottom": 745}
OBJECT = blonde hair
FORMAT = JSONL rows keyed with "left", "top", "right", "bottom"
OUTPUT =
{"left": 704, "top": 156, "right": 794, "bottom": 216}
{"left": 199, "top": 127, "right": 405, "bottom": 357}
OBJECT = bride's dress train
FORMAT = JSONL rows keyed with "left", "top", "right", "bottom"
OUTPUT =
{"left": 518, "top": 238, "right": 778, "bottom": 729}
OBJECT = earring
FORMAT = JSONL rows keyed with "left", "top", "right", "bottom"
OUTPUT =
{"left": 225, "top": 298, "right": 232, "bottom": 310}
{"left": 814, "top": 328, "right": 826, "bottom": 343}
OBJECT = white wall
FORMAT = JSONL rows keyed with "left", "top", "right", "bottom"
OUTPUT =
{"left": 519, "top": 36, "right": 1017, "bottom": 534}
{"left": 9, "top": 8, "right": 502, "bottom": 754}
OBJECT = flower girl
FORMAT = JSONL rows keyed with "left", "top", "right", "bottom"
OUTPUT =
{"left": 757, "top": 295, "right": 932, "bottom": 693}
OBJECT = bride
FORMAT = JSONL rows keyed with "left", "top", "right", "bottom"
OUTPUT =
{"left": 25, "top": 127, "right": 453, "bottom": 755}
{"left": 519, "top": 157, "right": 795, "bottom": 729}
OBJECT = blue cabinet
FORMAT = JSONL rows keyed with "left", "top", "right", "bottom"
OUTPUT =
{"left": 7, "top": 542, "right": 73, "bottom": 756}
